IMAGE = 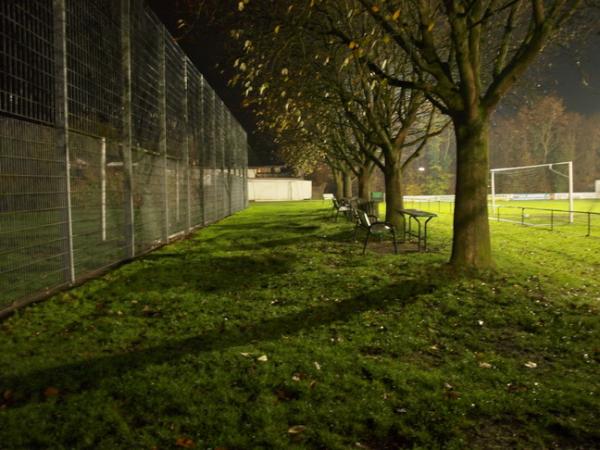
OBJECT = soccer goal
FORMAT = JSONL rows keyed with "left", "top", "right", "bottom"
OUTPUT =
{"left": 490, "top": 161, "right": 574, "bottom": 224}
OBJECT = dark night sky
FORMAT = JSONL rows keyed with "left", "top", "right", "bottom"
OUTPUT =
{"left": 148, "top": 2, "right": 600, "bottom": 165}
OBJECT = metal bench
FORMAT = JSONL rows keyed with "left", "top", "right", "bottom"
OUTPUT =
{"left": 354, "top": 208, "right": 398, "bottom": 254}
{"left": 332, "top": 197, "right": 353, "bottom": 221}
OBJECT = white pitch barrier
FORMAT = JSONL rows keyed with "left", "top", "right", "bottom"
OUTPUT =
{"left": 248, "top": 178, "right": 312, "bottom": 201}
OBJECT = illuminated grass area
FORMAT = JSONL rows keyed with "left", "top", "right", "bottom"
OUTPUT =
{"left": 1, "top": 201, "right": 598, "bottom": 448}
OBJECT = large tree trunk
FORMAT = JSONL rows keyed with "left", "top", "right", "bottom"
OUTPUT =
{"left": 451, "top": 115, "right": 493, "bottom": 269}
{"left": 383, "top": 159, "right": 404, "bottom": 229}
{"left": 343, "top": 171, "right": 353, "bottom": 198}
{"left": 333, "top": 169, "right": 344, "bottom": 198}
{"left": 357, "top": 166, "right": 372, "bottom": 201}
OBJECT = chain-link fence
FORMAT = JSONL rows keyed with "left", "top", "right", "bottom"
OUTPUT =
{"left": 0, "top": 0, "right": 248, "bottom": 314}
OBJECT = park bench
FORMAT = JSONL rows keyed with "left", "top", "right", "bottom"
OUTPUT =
{"left": 396, "top": 208, "right": 437, "bottom": 251}
{"left": 322, "top": 193, "right": 335, "bottom": 204}
{"left": 354, "top": 208, "right": 398, "bottom": 254}
{"left": 331, "top": 197, "right": 353, "bottom": 221}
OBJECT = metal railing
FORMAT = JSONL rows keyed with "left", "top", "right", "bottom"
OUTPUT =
{"left": 402, "top": 200, "right": 599, "bottom": 238}
{"left": 493, "top": 205, "right": 599, "bottom": 237}
{"left": 0, "top": 0, "right": 248, "bottom": 314}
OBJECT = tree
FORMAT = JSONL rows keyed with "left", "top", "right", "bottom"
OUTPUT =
{"left": 353, "top": 0, "right": 588, "bottom": 269}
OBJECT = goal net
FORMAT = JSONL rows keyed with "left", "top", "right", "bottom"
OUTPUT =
{"left": 490, "top": 162, "right": 574, "bottom": 225}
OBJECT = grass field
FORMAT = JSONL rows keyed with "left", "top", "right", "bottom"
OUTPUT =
{"left": 1, "top": 201, "right": 599, "bottom": 449}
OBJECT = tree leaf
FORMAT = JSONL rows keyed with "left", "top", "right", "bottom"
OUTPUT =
{"left": 288, "top": 425, "right": 306, "bottom": 434}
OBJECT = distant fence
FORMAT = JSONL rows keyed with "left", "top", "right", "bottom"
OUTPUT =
{"left": 403, "top": 196, "right": 600, "bottom": 238}
{"left": 0, "top": 0, "right": 248, "bottom": 314}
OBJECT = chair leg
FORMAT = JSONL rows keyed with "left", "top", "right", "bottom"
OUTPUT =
{"left": 353, "top": 223, "right": 359, "bottom": 241}
{"left": 363, "top": 231, "right": 370, "bottom": 255}
{"left": 335, "top": 210, "right": 339, "bottom": 222}
{"left": 391, "top": 229, "right": 398, "bottom": 254}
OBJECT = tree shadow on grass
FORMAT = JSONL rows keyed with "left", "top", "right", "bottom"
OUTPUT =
{"left": 112, "top": 253, "right": 299, "bottom": 294}
{"left": 0, "top": 280, "right": 437, "bottom": 408}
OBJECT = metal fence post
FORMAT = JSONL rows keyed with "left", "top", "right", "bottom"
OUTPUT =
{"left": 199, "top": 75, "right": 206, "bottom": 226}
{"left": 101, "top": 137, "right": 107, "bottom": 241}
{"left": 159, "top": 27, "right": 169, "bottom": 241}
{"left": 121, "top": 0, "right": 135, "bottom": 258}
{"left": 183, "top": 60, "right": 192, "bottom": 232}
{"left": 53, "top": 0, "right": 75, "bottom": 284}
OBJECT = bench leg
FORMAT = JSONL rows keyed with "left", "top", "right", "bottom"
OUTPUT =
{"left": 391, "top": 229, "right": 398, "bottom": 254}
{"left": 362, "top": 231, "right": 370, "bottom": 255}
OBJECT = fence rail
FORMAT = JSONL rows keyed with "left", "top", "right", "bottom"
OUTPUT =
{"left": 402, "top": 199, "right": 599, "bottom": 238}
{"left": 0, "top": 0, "right": 248, "bottom": 314}
{"left": 493, "top": 205, "right": 600, "bottom": 237}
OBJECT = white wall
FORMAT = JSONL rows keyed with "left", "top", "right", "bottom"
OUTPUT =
{"left": 248, "top": 179, "right": 312, "bottom": 201}
{"left": 596, "top": 180, "right": 600, "bottom": 194}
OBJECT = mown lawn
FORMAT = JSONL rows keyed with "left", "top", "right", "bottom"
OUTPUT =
{"left": 1, "top": 201, "right": 598, "bottom": 449}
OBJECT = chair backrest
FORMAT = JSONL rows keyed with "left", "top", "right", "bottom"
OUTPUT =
{"left": 323, "top": 193, "right": 335, "bottom": 201}
{"left": 332, "top": 197, "right": 340, "bottom": 209}
{"left": 357, "top": 209, "right": 371, "bottom": 227}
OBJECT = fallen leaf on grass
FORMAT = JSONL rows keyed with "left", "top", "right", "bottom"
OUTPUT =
{"left": 175, "top": 437, "right": 195, "bottom": 448}
{"left": 288, "top": 425, "right": 306, "bottom": 434}
{"left": 314, "top": 361, "right": 321, "bottom": 370}
{"left": 479, "top": 362, "right": 492, "bottom": 369}
{"left": 43, "top": 387, "right": 60, "bottom": 398}
{"left": 257, "top": 354, "right": 268, "bottom": 362}
{"left": 524, "top": 361, "right": 537, "bottom": 369}
{"left": 445, "top": 390, "right": 461, "bottom": 399}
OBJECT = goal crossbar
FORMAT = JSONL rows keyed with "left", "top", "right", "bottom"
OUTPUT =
{"left": 490, "top": 161, "right": 574, "bottom": 223}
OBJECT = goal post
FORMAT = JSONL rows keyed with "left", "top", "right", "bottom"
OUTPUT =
{"left": 490, "top": 161, "right": 574, "bottom": 223}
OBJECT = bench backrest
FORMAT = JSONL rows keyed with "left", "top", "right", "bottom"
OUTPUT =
{"left": 357, "top": 209, "right": 372, "bottom": 227}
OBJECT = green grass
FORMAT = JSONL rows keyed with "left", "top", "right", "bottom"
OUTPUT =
{"left": 1, "top": 201, "right": 599, "bottom": 449}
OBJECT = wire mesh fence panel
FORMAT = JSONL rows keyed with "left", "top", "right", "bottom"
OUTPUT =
{"left": 69, "top": 133, "right": 128, "bottom": 276}
{"left": 232, "top": 121, "right": 246, "bottom": 212}
{"left": 132, "top": 148, "right": 165, "bottom": 253}
{"left": 65, "top": 0, "right": 121, "bottom": 138}
{"left": 130, "top": 1, "right": 161, "bottom": 154}
{"left": 214, "top": 97, "right": 225, "bottom": 221}
{"left": 0, "top": 0, "right": 248, "bottom": 313}
{"left": 202, "top": 82, "right": 217, "bottom": 224}
{"left": 167, "top": 157, "right": 187, "bottom": 236}
{"left": 129, "top": 1, "right": 165, "bottom": 253}
{"left": 0, "top": 0, "right": 55, "bottom": 125}
{"left": 165, "top": 38, "right": 187, "bottom": 235}
{"left": 0, "top": 118, "right": 68, "bottom": 308}
{"left": 65, "top": 0, "right": 126, "bottom": 276}
{"left": 186, "top": 62, "right": 203, "bottom": 226}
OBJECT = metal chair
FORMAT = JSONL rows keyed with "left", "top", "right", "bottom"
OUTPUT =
{"left": 355, "top": 209, "right": 398, "bottom": 254}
